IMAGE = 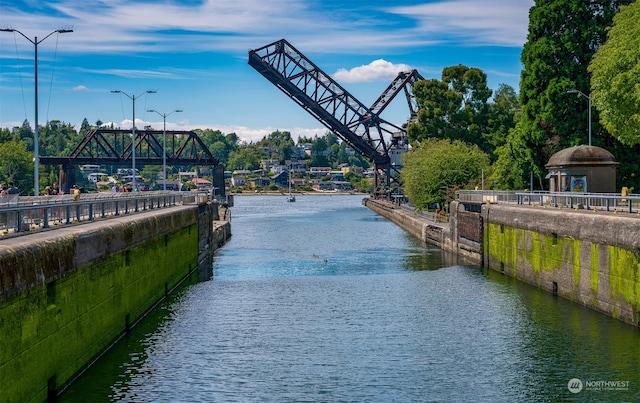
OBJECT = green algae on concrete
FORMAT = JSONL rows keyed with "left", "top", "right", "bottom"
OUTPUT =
{"left": 607, "top": 246, "right": 640, "bottom": 308}
{"left": 590, "top": 244, "right": 599, "bottom": 295}
{"left": 484, "top": 209, "right": 640, "bottom": 326}
{"left": 572, "top": 240, "right": 581, "bottom": 287}
{"left": 0, "top": 219, "right": 199, "bottom": 403}
{"left": 486, "top": 224, "right": 577, "bottom": 278}
{"left": 486, "top": 224, "right": 520, "bottom": 277}
{"left": 530, "top": 231, "right": 541, "bottom": 275}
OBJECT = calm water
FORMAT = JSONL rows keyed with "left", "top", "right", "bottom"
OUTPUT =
{"left": 61, "top": 195, "right": 640, "bottom": 402}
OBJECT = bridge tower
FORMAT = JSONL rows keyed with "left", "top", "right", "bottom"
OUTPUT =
{"left": 248, "top": 39, "right": 423, "bottom": 198}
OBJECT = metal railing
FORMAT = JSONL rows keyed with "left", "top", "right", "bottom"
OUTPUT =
{"left": 457, "top": 190, "right": 640, "bottom": 214}
{"left": 399, "top": 203, "right": 448, "bottom": 223}
{"left": 0, "top": 191, "right": 211, "bottom": 238}
{"left": 455, "top": 190, "right": 520, "bottom": 205}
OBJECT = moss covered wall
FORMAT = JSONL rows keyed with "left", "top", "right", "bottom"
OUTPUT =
{"left": 0, "top": 207, "right": 201, "bottom": 402}
{"left": 483, "top": 204, "right": 640, "bottom": 327}
{"left": 365, "top": 199, "right": 640, "bottom": 326}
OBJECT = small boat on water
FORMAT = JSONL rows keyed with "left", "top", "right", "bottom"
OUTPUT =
{"left": 287, "top": 170, "right": 295, "bottom": 202}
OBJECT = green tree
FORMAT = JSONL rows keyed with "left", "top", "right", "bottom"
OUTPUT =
{"left": 401, "top": 138, "right": 490, "bottom": 210}
{"left": 310, "top": 135, "right": 329, "bottom": 166}
{"left": 16, "top": 120, "right": 34, "bottom": 152}
{"left": 408, "top": 65, "right": 493, "bottom": 154}
{"left": 209, "top": 141, "right": 228, "bottom": 164}
{"left": 141, "top": 165, "right": 160, "bottom": 189}
{"left": 80, "top": 118, "right": 92, "bottom": 136}
{"left": 491, "top": 116, "right": 534, "bottom": 190}
{"left": 253, "top": 130, "right": 295, "bottom": 161}
{"left": 589, "top": 1, "right": 640, "bottom": 146}
{"left": 518, "top": 0, "right": 632, "bottom": 189}
{"left": 224, "top": 132, "right": 240, "bottom": 157}
{"left": 0, "top": 139, "right": 33, "bottom": 193}
{"left": 0, "top": 128, "right": 11, "bottom": 143}
{"left": 485, "top": 84, "right": 520, "bottom": 158}
{"left": 227, "top": 147, "right": 260, "bottom": 171}
{"left": 40, "top": 120, "right": 80, "bottom": 157}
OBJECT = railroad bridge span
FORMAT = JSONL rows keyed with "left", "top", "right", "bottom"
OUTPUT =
{"left": 39, "top": 128, "right": 223, "bottom": 194}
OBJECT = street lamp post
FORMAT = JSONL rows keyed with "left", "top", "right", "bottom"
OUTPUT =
{"left": 567, "top": 89, "right": 592, "bottom": 146}
{"left": 111, "top": 90, "right": 156, "bottom": 191}
{"left": 147, "top": 109, "right": 182, "bottom": 190}
{"left": 1, "top": 28, "right": 73, "bottom": 195}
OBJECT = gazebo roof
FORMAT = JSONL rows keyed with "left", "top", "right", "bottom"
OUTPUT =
{"left": 545, "top": 145, "right": 618, "bottom": 168}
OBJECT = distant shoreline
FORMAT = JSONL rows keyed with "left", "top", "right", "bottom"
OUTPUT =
{"left": 229, "top": 191, "right": 366, "bottom": 197}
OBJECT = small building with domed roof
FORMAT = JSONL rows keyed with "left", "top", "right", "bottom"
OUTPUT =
{"left": 545, "top": 145, "right": 618, "bottom": 193}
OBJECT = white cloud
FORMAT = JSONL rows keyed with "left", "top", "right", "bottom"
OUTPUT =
{"left": 76, "top": 67, "right": 182, "bottom": 80}
{"left": 108, "top": 119, "right": 327, "bottom": 145}
{"left": 387, "top": 0, "right": 533, "bottom": 47}
{"left": 209, "top": 125, "right": 328, "bottom": 144}
{"left": 333, "top": 59, "right": 413, "bottom": 83}
{"left": 1, "top": 0, "right": 532, "bottom": 56}
{"left": 0, "top": 1, "right": 533, "bottom": 136}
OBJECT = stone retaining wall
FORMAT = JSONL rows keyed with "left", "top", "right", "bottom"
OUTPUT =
{"left": 0, "top": 202, "right": 231, "bottom": 402}
{"left": 482, "top": 203, "right": 640, "bottom": 326}
{"left": 363, "top": 198, "right": 640, "bottom": 327}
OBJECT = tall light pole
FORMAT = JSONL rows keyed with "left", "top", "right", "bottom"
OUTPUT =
{"left": 1, "top": 28, "right": 73, "bottom": 195}
{"left": 147, "top": 109, "right": 182, "bottom": 190}
{"left": 567, "top": 89, "right": 591, "bottom": 146}
{"left": 111, "top": 90, "right": 156, "bottom": 191}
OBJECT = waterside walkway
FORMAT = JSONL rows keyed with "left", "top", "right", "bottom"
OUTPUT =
{"left": 0, "top": 191, "right": 211, "bottom": 239}
{"left": 457, "top": 190, "right": 640, "bottom": 214}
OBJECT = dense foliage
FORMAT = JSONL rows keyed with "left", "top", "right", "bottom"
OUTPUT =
{"left": 0, "top": 137, "right": 32, "bottom": 191}
{"left": 512, "top": 0, "right": 634, "bottom": 189}
{"left": 0, "top": 120, "right": 372, "bottom": 194}
{"left": 407, "top": 65, "right": 507, "bottom": 160}
{"left": 589, "top": 1, "right": 640, "bottom": 146}
{"left": 401, "top": 139, "right": 490, "bottom": 210}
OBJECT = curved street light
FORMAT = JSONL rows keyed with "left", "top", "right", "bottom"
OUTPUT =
{"left": 1, "top": 28, "right": 73, "bottom": 195}
{"left": 567, "top": 89, "right": 591, "bottom": 146}
{"left": 111, "top": 90, "right": 156, "bottom": 191}
{"left": 147, "top": 109, "right": 183, "bottom": 190}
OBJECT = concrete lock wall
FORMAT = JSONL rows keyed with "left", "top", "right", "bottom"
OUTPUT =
{"left": 482, "top": 204, "right": 640, "bottom": 326}
{"left": 0, "top": 203, "right": 228, "bottom": 402}
{"left": 363, "top": 198, "right": 640, "bottom": 327}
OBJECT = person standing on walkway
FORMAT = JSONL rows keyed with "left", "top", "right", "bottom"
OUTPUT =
{"left": 72, "top": 185, "right": 81, "bottom": 201}
{"left": 7, "top": 182, "right": 18, "bottom": 195}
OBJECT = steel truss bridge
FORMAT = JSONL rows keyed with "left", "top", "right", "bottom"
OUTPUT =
{"left": 248, "top": 38, "right": 423, "bottom": 198}
{"left": 40, "top": 128, "right": 221, "bottom": 193}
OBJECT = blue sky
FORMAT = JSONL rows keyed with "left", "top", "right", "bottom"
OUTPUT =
{"left": 0, "top": 0, "right": 533, "bottom": 143}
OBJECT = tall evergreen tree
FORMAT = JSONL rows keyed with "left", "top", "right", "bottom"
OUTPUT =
{"left": 517, "top": 0, "right": 632, "bottom": 189}
{"left": 16, "top": 120, "right": 34, "bottom": 151}
{"left": 80, "top": 118, "right": 92, "bottom": 136}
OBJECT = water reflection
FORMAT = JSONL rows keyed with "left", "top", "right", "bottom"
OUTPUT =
{"left": 60, "top": 196, "right": 640, "bottom": 402}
